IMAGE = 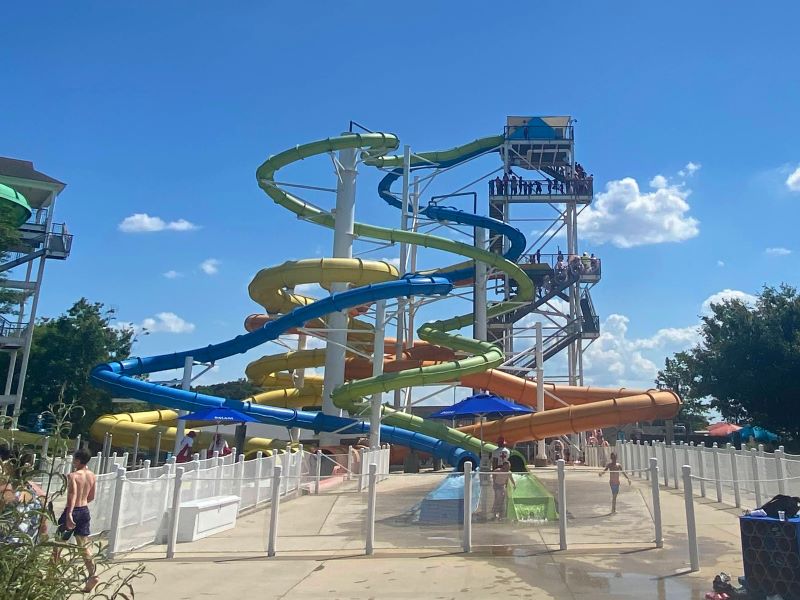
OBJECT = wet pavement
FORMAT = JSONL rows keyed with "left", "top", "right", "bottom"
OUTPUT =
{"left": 124, "top": 467, "right": 745, "bottom": 599}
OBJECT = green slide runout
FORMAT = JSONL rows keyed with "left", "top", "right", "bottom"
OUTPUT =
{"left": 256, "top": 133, "right": 533, "bottom": 458}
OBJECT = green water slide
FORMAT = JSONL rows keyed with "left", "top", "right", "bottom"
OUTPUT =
{"left": 0, "top": 182, "right": 32, "bottom": 227}
{"left": 256, "top": 133, "right": 534, "bottom": 460}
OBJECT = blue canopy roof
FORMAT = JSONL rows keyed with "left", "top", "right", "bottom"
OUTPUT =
{"left": 737, "top": 425, "right": 779, "bottom": 443}
{"left": 429, "top": 393, "right": 533, "bottom": 419}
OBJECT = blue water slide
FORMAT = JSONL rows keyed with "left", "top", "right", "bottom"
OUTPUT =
{"left": 91, "top": 277, "right": 478, "bottom": 468}
{"left": 376, "top": 170, "right": 526, "bottom": 283}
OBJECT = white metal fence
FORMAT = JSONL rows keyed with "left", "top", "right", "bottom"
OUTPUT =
{"left": 587, "top": 441, "right": 800, "bottom": 510}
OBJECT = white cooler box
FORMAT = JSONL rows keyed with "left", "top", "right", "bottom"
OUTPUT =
{"left": 175, "top": 495, "right": 240, "bottom": 542}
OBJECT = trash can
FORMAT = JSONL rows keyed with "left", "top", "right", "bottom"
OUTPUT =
{"left": 740, "top": 514, "right": 800, "bottom": 599}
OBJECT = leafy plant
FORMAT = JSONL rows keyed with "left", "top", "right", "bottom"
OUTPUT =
{"left": 0, "top": 401, "right": 151, "bottom": 599}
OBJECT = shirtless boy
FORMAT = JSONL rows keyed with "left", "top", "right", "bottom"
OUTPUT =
{"left": 55, "top": 448, "right": 98, "bottom": 592}
{"left": 599, "top": 452, "right": 630, "bottom": 514}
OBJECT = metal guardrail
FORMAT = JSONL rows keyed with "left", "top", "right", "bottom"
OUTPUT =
{"left": 489, "top": 177, "right": 593, "bottom": 197}
{"left": 0, "top": 316, "right": 28, "bottom": 338}
{"left": 504, "top": 125, "right": 573, "bottom": 141}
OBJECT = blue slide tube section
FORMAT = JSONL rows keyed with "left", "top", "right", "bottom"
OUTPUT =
{"left": 377, "top": 173, "right": 526, "bottom": 283}
{"left": 91, "top": 277, "right": 478, "bottom": 468}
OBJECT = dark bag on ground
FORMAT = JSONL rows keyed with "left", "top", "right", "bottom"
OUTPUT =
{"left": 759, "top": 494, "right": 800, "bottom": 519}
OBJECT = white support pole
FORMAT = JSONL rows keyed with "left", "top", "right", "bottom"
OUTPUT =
{"left": 683, "top": 444, "right": 690, "bottom": 483}
{"left": 712, "top": 444, "right": 723, "bottom": 503}
{"left": 474, "top": 226, "right": 487, "bottom": 343}
{"left": 166, "top": 467, "right": 185, "bottom": 559}
{"left": 682, "top": 465, "right": 700, "bottom": 572}
{"left": 131, "top": 433, "right": 140, "bottom": 469}
{"left": 267, "top": 465, "right": 282, "bottom": 557}
{"left": 649, "top": 458, "right": 663, "bottom": 548}
{"left": 320, "top": 145, "right": 358, "bottom": 442}
{"left": 463, "top": 461, "right": 473, "bottom": 553}
{"left": 365, "top": 463, "right": 378, "bottom": 555}
{"left": 369, "top": 300, "right": 386, "bottom": 449}
{"left": 557, "top": 459, "right": 567, "bottom": 551}
{"left": 750, "top": 448, "right": 762, "bottom": 507}
{"left": 672, "top": 444, "right": 680, "bottom": 490}
{"left": 314, "top": 450, "right": 322, "bottom": 495}
{"left": 728, "top": 444, "right": 741, "bottom": 508}
{"left": 174, "top": 356, "right": 193, "bottom": 455}
{"left": 776, "top": 447, "right": 787, "bottom": 496}
{"left": 698, "top": 445, "right": 706, "bottom": 498}
{"left": 255, "top": 451, "right": 264, "bottom": 504}
{"left": 661, "top": 442, "right": 669, "bottom": 487}
{"left": 105, "top": 467, "right": 127, "bottom": 559}
{"left": 535, "top": 322, "right": 546, "bottom": 461}
{"left": 393, "top": 145, "right": 411, "bottom": 410}
{"left": 644, "top": 443, "right": 651, "bottom": 481}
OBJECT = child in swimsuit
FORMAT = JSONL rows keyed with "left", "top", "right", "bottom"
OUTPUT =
{"left": 599, "top": 452, "right": 630, "bottom": 514}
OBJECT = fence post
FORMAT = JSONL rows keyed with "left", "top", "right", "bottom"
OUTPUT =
{"left": 365, "top": 463, "right": 378, "bottom": 555}
{"left": 644, "top": 443, "right": 651, "bottom": 481}
{"left": 463, "top": 461, "right": 473, "bottom": 553}
{"left": 672, "top": 444, "right": 680, "bottom": 490}
{"left": 557, "top": 459, "right": 567, "bottom": 551}
{"left": 296, "top": 444, "right": 304, "bottom": 489}
{"left": 143, "top": 459, "right": 151, "bottom": 479}
{"left": 267, "top": 465, "right": 282, "bottom": 557}
{"left": 255, "top": 451, "right": 264, "bottom": 504}
{"left": 775, "top": 447, "right": 787, "bottom": 495}
{"left": 73, "top": 434, "right": 82, "bottom": 453}
{"left": 346, "top": 447, "right": 353, "bottom": 481}
{"left": 750, "top": 448, "right": 762, "bottom": 507}
{"left": 682, "top": 465, "right": 700, "bottom": 571}
{"left": 359, "top": 448, "right": 367, "bottom": 492}
{"left": 105, "top": 467, "right": 127, "bottom": 559}
{"left": 214, "top": 456, "right": 224, "bottom": 497}
{"left": 132, "top": 433, "right": 140, "bottom": 469}
{"left": 235, "top": 453, "right": 245, "bottom": 499}
{"left": 698, "top": 445, "right": 706, "bottom": 498}
{"left": 728, "top": 444, "right": 741, "bottom": 508}
{"left": 40, "top": 436, "right": 50, "bottom": 471}
{"left": 314, "top": 450, "right": 322, "bottom": 495}
{"left": 712, "top": 444, "right": 722, "bottom": 503}
{"left": 166, "top": 466, "right": 185, "bottom": 559}
{"left": 153, "top": 431, "right": 162, "bottom": 467}
{"left": 649, "top": 458, "right": 663, "bottom": 548}
{"left": 660, "top": 442, "right": 669, "bottom": 487}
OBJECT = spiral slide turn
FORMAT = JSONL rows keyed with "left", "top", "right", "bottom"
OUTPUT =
{"left": 90, "top": 131, "right": 680, "bottom": 467}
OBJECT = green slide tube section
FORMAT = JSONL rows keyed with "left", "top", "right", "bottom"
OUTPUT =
{"left": 508, "top": 474, "right": 558, "bottom": 522}
{"left": 256, "top": 133, "right": 533, "bottom": 458}
{"left": 0, "top": 183, "right": 32, "bottom": 227}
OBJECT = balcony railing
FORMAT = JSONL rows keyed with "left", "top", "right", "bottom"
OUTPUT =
{"left": 504, "top": 125, "right": 573, "bottom": 141}
{"left": 488, "top": 177, "right": 592, "bottom": 198}
{"left": 0, "top": 317, "right": 28, "bottom": 338}
{"left": 518, "top": 252, "right": 601, "bottom": 277}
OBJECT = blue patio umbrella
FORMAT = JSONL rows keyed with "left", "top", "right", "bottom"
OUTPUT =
{"left": 177, "top": 407, "right": 259, "bottom": 424}
{"left": 737, "top": 425, "right": 779, "bottom": 444}
{"left": 429, "top": 393, "right": 533, "bottom": 452}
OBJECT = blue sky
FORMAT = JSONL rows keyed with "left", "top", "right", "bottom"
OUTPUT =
{"left": 3, "top": 2, "right": 800, "bottom": 394}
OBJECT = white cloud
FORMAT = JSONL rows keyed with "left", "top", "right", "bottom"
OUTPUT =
{"left": 118, "top": 213, "right": 199, "bottom": 233}
{"left": 765, "top": 247, "right": 791, "bottom": 256}
{"left": 200, "top": 258, "right": 220, "bottom": 275}
{"left": 785, "top": 166, "right": 800, "bottom": 192}
{"left": 717, "top": 260, "right": 725, "bottom": 267}
{"left": 141, "top": 312, "right": 195, "bottom": 334}
{"left": 579, "top": 177, "right": 699, "bottom": 248}
{"left": 701, "top": 289, "right": 756, "bottom": 314}
{"left": 649, "top": 175, "right": 668, "bottom": 189}
{"left": 380, "top": 257, "right": 402, "bottom": 268}
{"left": 678, "top": 162, "right": 701, "bottom": 177}
{"left": 163, "top": 270, "right": 182, "bottom": 279}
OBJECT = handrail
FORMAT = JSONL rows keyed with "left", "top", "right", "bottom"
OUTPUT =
{"left": 504, "top": 125, "right": 573, "bottom": 141}
{"left": 489, "top": 176, "right": 593, "bottom": 197}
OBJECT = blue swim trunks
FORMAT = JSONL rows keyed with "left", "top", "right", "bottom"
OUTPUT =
{"left": 610, "top": 483, "right": 620, "bottom": 495}
{"left": 57, "top": 506, "right": 91, "bottom": 539}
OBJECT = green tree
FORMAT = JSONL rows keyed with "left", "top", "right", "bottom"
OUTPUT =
{"left": 657, "top": 284, "right": 800, "bottom": 442}
{"left": 16, "top": 298, "right": 136, "bottom": 436}
{"left": 0, "top": 206, "right": 25, "bottom": 315}
{"left": 655, "top": 352, "right": 710, "bottom": 432}
{"left": 194, "top": 378, "right": 263, "bottom": 399}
